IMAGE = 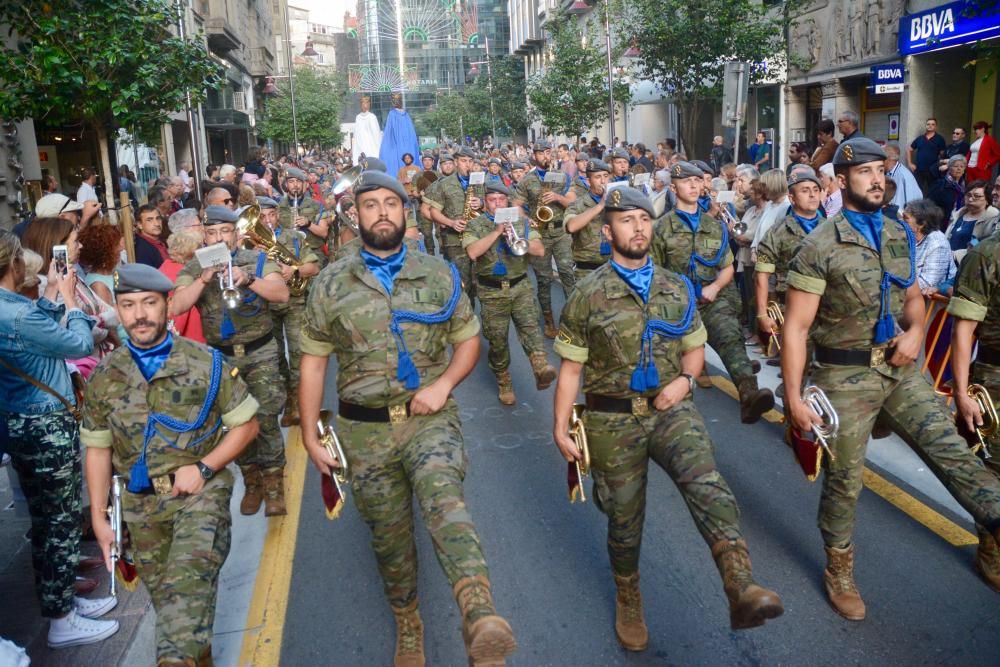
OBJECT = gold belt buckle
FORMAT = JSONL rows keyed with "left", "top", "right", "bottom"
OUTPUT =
{"left": 388, "top": 404, "right": 408, "bottom": 424}
{"left": 233, "top": 343, "right": 246, "bottom": 358}
{"left": 870, "top": 347, "right": 886, "bottom": 367}
{"left": 500, "top": 280, "right": 511, "bottom": 290}
{"left": 631, "top": 396, "right": 650, "bottom": 417}
{"left": 152, "top": 475, "right": 173, "bottom": 495}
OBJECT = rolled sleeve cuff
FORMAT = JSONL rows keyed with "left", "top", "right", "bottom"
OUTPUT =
{"left": 175, "top": 274, "right": 195, "bottom": 288}
{"left": 300, "top": 331, "right": 335, "bottom": 356}
{"left": 223, "top": 395, "right": 259, "bottom": 428}
{"left": 680, "top": 324, "right": 708, "bottom": 352}
{"left": 461, "top": 234, "right": 479, "bottom": 249}
{"left": 424, "top": 197, "right": 444, "bottom": 211}
{"left": 554, "top": 340, "right": 589, "bottom": 363}
{"left": 447, "top": 317, "right": 481, "bottom": 344}
{"left": 947, "top": 296, "right": 988, "bottom": 322}
{"left": 80, "top": 427, "right": 112, "bottom": 449}
{"left": 754, "top": 261, "right": 776, "bottom": 274}
{"left": 787, "top": 271, "right": 826, "bottom": 295}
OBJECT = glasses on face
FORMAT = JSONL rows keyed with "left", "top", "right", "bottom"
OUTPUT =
{"left": 966, "top": 192, "right": 985, "bottom": 200}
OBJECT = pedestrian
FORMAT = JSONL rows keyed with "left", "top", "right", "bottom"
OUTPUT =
{"left": 928, "top": 155, "right": 968, "bottom": 221}
{"left": 782, "top": 137, "right": 1000, "bottom": 621}
{"left": 908, "top": 117, "right": 947, "bottom": 193}
{"left": 819, "top": 163, "right": 842, "bottom": 217}
{"left": 883, "top": 142, "right": 922, "bottom": 208}
{"left": 943, "top": 180, "right": 1000, "bottom": 263}
{"left": 565, "top": 158, "right": 613, "bottom": 280}
{"left": 78, "top": 222, "right": 123, "bottom": 312}
{"left": 552, "top": 187, "right": 783, "bottom": 652}
{"left": 900, "top": 199, "right": 953, "bottom": 294}
{"left": 751, "top": 132, "right": 771, "bottom": 171}
{"left": 836, "top": 110, "right": 862, "bottom": 141}
{"left": 710, "top": 136, "right": 733, "bottom": 175}
{"left": 76, "top": 168, "right": 99, "bottom": 204}
{"left": 966, "top": 121, "right": 1000, "bottom": 183}
{"left": 82, "top": 263, "right": 260, "bottom": 666}
{"left": 810, "top": 119, "right": 839, "bottom": 170}
{"left": 298, "top": 171, "right": 517, "bottom": 667}
{"left": 170, "top": 206, "right": 290, "bottom": 517}
{"left": 134, "top": 204, "right": 169, "bottom": 269}
{"left": 159, "top": 227, "right": 206, "bottom": 343}
{"left": 940, "top": 126, "right": 971, "bottom": 176}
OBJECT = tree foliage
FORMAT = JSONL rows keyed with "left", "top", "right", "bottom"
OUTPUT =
{"left": 257, "top": 65, "right": 345, "bottom": 149}
{"left": 620, "top": 0, "right": 786, "bottom": 158}
{"left": 0, "top": 0, "right": 222, "bottom": 137}
{"left": 527, "top": 7, "right": 631, "bottom": 140}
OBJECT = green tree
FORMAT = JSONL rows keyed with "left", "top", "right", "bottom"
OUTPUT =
{"left": 415, "top": 92, "right": 469, "bottom": 141}
{"left": 258, "top": 65, "right": 345, "bottom": 149}
{"left": 620, "top": 0, "right": 787, "bottom": 158}
{"left": 0, "top": 0, "right": 222, "bottom": 208}
{"left": 527, "top": 7, "right": 631, "bottom": 140}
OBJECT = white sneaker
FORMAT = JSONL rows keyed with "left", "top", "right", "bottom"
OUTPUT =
{"left": 47, "top": 609, "right": 119, "bottom": 648}
{"left": 75, "top": 595, "right": 118, "bottom": 618}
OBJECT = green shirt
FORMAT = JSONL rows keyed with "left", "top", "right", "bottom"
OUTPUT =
{"left": 651, "top": 210, "right": 734, "bottom": 286}
{"left": 278, "top": 194, "right": 326, "bottom": 259}
{"left": 755, "top": 214, "right": 812, "bottom": 295}
{"left": 462, "top": 213, "right": 541, "bottom": 280}
{"left": 565, "top": 191, "right": 607, "bottom": 265}
{"left": 948, "top": 234, "right": 1000, "bottom": 352}
{"left": 514, "top": 170, "right": 569, "bottom": 227}
{"left": 422, "top": 173, "right": 468, "bottom": 244}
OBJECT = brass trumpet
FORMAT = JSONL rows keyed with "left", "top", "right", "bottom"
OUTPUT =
{"left": 318, "top": 409, "right": 350, "bottom": 519}
{"left": 237, "top": 204, "right": 309, "bottom": 296}
{"left": 766, "top": 301, "right": 784, "bottom": 352}
{"left": 219, "top": 259, "right": 241, "bottom": 309}
{"left": 802, "top": 385, "right": 838, "bottom": 460}
{"left": 569, "top": 403, "right": 591, "bottom": 503}
{"left": 503, "top": 220, "right": 530, "bottom": 256}
{"left": 719, "top": 203, "right": 747, "bottom": 235}
{"left": 968, "top": 384, "right": 998, "bottom": 459}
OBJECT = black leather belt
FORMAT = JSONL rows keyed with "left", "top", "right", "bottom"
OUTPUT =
{"left": 477, "top": 274, "right": 527, "bottom": 289}
{"left": 575, "top": 260, "right": 605, "bottom": 271}
{"left": 213, "top": 332, "right": 273, "bottom": 358}
{"left": 129, "top": 473, "right": 175, "bottom": 496}
{"left": 541, "top": 220, "right": 564, "bottom": 229}
{"left": 977, "top": 345, "right": 1000, "bottom": 367}
{"left": 815, "top": 345, "right": 893, "bottom": 368}
{"left": 585, "top": 393, "right": 654, "bottom": 416}
{"left": 339, "top": 400, "right": 412, "bottom": 423}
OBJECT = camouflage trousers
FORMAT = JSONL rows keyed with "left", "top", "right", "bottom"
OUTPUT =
{"left": 441, "top": 237, "right": 476, "bottom": 303}
{"left": 225, "top": 339, "right": 286, "bottom": 470}
{"left": 124, "top": 471, "right": 233, "bottom": 663}
{"left": 813, "top": 363, "right": 1000, "bottom": 547}
{"left": 700, "top": 282, "right": 754, "bottom": 381}
{"left": 530, "top": 228, "right": 576, "bottom": 315}
{"left": 478, "top": 277, "right": 545, "bottom": 374}
{"left": 585, "top": 399, "right": 743, "bottom": 577}
{"left": 336, "top": 400, "right": 489, "bottom": 608}
{"left": 2, "top": 409, "right": 81, "bottom": 617}
{"left": 271, "top": 298, "right": 306, "bottom": 395}
{"left": 417, "top": 209, "right": 436, "bottom": 256}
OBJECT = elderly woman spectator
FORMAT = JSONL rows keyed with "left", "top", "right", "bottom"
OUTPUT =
{"left": 943, "top": 179, "right": 1000, "bottom": 263}
{"left": 17, "top": 248, "right": 44, "bottom": 300}
{"left": 901, "top": 199, "right": 955, "bottom": 295}
{"left": 819, "top": 163, "right": 842, "bottom": 217}
{"left": 751, "top": 168, "right": 789, "bottom": 250}
{"left": 158, "top": 228, "right": 206, "bottom": 343}
{"left": 928, "top": 155, "right": 968, "bottom": 220}
{"left": 0, "top": 231, "right": 120, "bottom": 648}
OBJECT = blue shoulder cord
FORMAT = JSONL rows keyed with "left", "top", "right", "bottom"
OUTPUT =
{"left": 221, "top": 253, "right": 266, "bottom": 339}
{"left": 631, "top": 275, "right": 698, "bottom": 392}
{"left": 390, "top": 263, "right": 463, "bottom": 390}
{"left": 683, "top": 213, "right": 729, "bottom": 299}
{"left": 874, "top": 219, "right": 916, "bottom": 344}
{"left": 128, "top": 349, "right": 224, "bottom": 492}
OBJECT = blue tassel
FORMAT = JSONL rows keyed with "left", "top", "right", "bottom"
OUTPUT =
{"left": 630, "top": 365, "right": 648, "bottom": 392}
{"left": 493, "top": 260, "right": 508, "bottom": 276}
{"left": 127, "top": 458, "right": 151, "bottom": 492}
{"left": 397, "top": 350, "right": 420, "bottom": 390}
{"left": 692, "top": 280, "right": 703, "bottom": 300}
{"left": 220, "top": 311, "right": 235, "bottom": 340}
{"left": 873, "top": 314, "right": 895, "bottom": 345}
{"left": 644, "top": 362, "right": 659, "bottom": 387}
{"left": 599, "top": 240, "right": 611, "bottom": 256}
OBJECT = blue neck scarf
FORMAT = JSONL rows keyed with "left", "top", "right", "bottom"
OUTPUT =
{"left": 589, "top": 192, "right": 611, "bottom": 255}
{"left": 390, "top": 263, "right": 462, "bottom": 390}
{"left": 675, "top": 208, "right": 700, "bottom": 232}
{"left": 220, "top": 252, "right": 266, "bottom": 340}
{"left": 361, "top": 244, "right": 408, "bottom": 296}
{"left": 610, "top": 258, "right": 654, "bottom": 303}
{"left": 842, "top": 209, "right": 916, "bottom": 344}
{"left": 622, "top": 272, "right": 698, "bottom": 392}
{"left": 535, "top": 169, "right": 547, "bottom": 181}
{"left": 578, "top": 175, "right": 589, "bottom": 189}
{"left": 792, "top": 212, "right": 821, "bottom": 235}
{"left": 613, "top": 175, "right": 628, "bottom": 183}
{"left": 697, "top": 195, "right": 712, "bottom": 212}
{"left": 457, "top": 174, "right": 470, "bottom": 190}
{"left": 126, "top": 334, "right": 173, "bottom": 383}
{"left": 675, "top": 210, "right": 728, "bottom": 299}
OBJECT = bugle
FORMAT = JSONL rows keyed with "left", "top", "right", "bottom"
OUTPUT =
{"left": 318, "top": 409, "right": 350, "bottom": 519}
{"left": 968, "top": 384, "right": 998, "bottom": 460}
{"left": 766, "top": 301, "right": 784, "bottom": 352}
{"left": 219, "top": 258, "right": 240, "bottom": 309}
{"left": 105, "top": 474, "right": 139, "bottom": 596}
{"left": 503, "top": 221, "right": 530, "bottom": 256}
{"left": 567, "top": 404, "right": 591, "bottom": 503}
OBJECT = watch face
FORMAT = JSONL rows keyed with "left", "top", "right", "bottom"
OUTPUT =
{"left": 199, "top": 463, "right": 213, "bottom": 479}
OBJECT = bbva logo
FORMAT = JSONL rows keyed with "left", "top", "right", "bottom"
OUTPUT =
{"left": 910, "top": 7, "right": 955, "bottom": 41}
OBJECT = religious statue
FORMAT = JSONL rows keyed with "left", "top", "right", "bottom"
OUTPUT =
{"left": 379, "top": 93, "right": 421, "bottom": 175}
{"left": 352, "top": 95, "right": 382, "bottom": 166}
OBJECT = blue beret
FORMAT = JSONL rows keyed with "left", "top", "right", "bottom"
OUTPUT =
{"left": 113, "top": 263, "right": 175, "bottom": 294}
{"left": 204, "top": 205, "right": 239, "bottom": 225}
{"left": 609, "top": 148, "right": 630, "bottom": 161}
{"left": 256, "top": 196, "right": 279, "bottom": 209}
{"left": 285, "top": 167, "right": 307, "bottom": 181}
{"left": 669, "top": 161, "right": 704, "bottom": 180}
{"left": 439, "top": 153, "right": 455, "bottom": 163}
{"left": 692, "top": 160, "right": 714, "bottom": 176}
{"left": 533, "top": 141, "right": 552, "bottom": 152}
{"left": 359, "top": 156, "right": 388, "bottom": 172}
{"left": 454, "top": 147, "right": 476, "bottom": 159}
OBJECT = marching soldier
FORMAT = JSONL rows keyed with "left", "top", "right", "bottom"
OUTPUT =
{"left": 255, "top": 196, "right": 321, "bottom": 427}
{"left": 573, "top": 152, "right": 590, "bottom": 193}
{"left": 83, "top": 263, "right": 260, "bottom": 666}
{"left": 607, "top": 147, "right": 631, "bottom": 183}
{"left": 651, "top": 162, "right": 774, "bottom": 423}
{"left": 783, "top": 138, "right": 1000, "bottom": 620}
{"left": 278, "top": 167, "right": 329, "bottom": 266}
{"left": 509, "top": 161, "right": 527, "bottom": 188}
{"left": 422, "top": 147, "right": 480, "bottom": 301}
{"left": 947, "top": 233, "right": 1000, "bottom": 592}
{"left": 299, "top": 171, "right": 517, "bottom": 667}
{"left": 565, "top": 158, "right": 612, "bottom": 280}
{"left": 513, "top": 141, "right": 577, "bottom": 338}
{"left": 464, "top": 181, "right": 555, "bottom": 404}
{"left": 414, "top": 153, "right": 438, "bottom": 255}
{"left": 170, "top": 206, "right": 291, "bottom": 517}
{"left": 552, "top": 187, "right": 783, "bottom": 651}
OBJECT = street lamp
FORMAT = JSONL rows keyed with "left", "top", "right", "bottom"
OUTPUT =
{"left": 603, "top": 0, "right": 615, "bottom": 146}
{"left": 301, "top": 41, "right": 319, "bottom": 58}
{"left": 466, "top": 35, "right": 498, "bottom": 144}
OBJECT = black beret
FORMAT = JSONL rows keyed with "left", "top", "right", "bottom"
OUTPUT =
{"left": 359, "top": 156, "right": 388, "bottom": 172}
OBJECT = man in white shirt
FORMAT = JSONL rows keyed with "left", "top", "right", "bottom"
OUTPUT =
{"left": 884, "top": 142, "right": 922, "bottom": 209}
{"left": 76, "top": 168, "right": 99, "bottom": 204}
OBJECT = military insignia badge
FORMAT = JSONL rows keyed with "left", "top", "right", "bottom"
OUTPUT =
{"left": 842, "top": 144, "right": 854, "bottom": 162}
{"left": 230, "top": 367, "right": 240, "bottom": 378}
{"left": 610, "top": 189, "right": 622, "bottom": 207}
{"left": 112, "top": 270, "right": 119, "bottom": 290}
{"left": 672, "top": 165, "right": 682, "bottom": 177}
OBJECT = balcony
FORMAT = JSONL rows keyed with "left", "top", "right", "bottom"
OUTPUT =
{"left": 248, "top": 45, "right": 275, "bottom": 77}
{"left": 205, "top": 17, "right": 241, "bottom": 53}
{"left": 203, "top": 108, "right": 249, "bottom": 130}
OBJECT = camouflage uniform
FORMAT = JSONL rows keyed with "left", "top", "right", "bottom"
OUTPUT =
{"left": 514, "top": 170, "right": 577, "bottom": 315}
{"left": 553, "top": 263, "right": 744, "bottom": 576}
{"left": 270, "top": 226, "right": 321, "bottom": 404}
{"left": 81, "top": 335, "right": 259, "bottom": 663}
{"left": 278, "top": 193, "right": 327, "bottom": 265}
{"left": 462, "top": 214, "right": 545, "bottom": 374}
{"left": 565, "top": 191, "right": 609, "bottom": 281}
{"left": 788, "top": 213, "right": 1000, "bottom": 548}
{"left": 301, "top": 248, "right": 495, "bottom": 609}
{"left": 176, "top": 250, "right": 286, "bottom": 472}
{"left": 422, "top": 173, "right": 477, "bottom": 301}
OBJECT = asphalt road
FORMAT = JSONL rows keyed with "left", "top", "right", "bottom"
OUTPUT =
{"left": 280, "top": 297, "right": 1000, "bottom": 667}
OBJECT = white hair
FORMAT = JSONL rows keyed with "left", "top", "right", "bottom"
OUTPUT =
{"left": 167, "top": 208, "right": 201, "bottom": 234}
{"left": 654, "top": 169, "right": 670, "bottom": 185}
{"left": 219, "top": 164, "right": 237, "bottom": 178}
{"left": 819, "top": 163, "right": 835, "bottom": 178}
{"left": 735, "top": 164, "right": 760, "bottom": 180}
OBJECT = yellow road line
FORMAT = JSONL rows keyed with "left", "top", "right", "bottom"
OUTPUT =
{"left": 238, "top": 427, "right": 307, "bottom": 667}
{"left": 707, "top": 374, "right": 977, "bottom": 547}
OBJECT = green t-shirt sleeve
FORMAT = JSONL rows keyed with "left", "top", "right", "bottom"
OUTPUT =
{"left": 787, "top": 237, "right": 827, "bottom": 295}
{"left": 553, "top": 288, "right": 590, "bottom": 363}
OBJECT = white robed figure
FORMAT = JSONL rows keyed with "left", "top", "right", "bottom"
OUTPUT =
{"left": 352, "top": 95, "right": 382, "bottom": 165}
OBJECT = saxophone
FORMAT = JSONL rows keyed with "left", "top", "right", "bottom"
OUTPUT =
{"left": 460, "top": 172, "right": 486, "bottom": 241}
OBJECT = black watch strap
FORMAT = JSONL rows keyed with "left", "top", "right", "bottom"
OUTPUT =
{"left": 680, "top": 373, "right": 695, "bottom": 393}
{"left": 197, "top": 461, "right": 216, "bottom": 479}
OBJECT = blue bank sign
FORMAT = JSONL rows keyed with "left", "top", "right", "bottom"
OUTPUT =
{"left": 899, "top": 1, "right": 1000, "bottom": 55}
{"left": 870, "top": 64, "right": 905, "bottom": 93}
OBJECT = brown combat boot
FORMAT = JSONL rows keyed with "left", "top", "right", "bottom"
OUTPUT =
{"left": 543, "top": 312, "right": 557, "bottom": 339}
{"left": 711, "top": 539, "right": 784, "bottom": 630}
{"left": 261, "top": 467, "right": 287, "bottom": 517}
{"left": 495, "top": 371, "right": 515, "bottom": 406}
{"left": 453, "top": 575, "right": 517, "bottom": 666}
{"left": 975, "top": 527, "right": 1000, "bottom": 593}
{"left": 612, "top": 573, "right": 648, "bottom": 651}
{"left": 197, "top": 646, "right": 214, "bottom": 667}
{"left": 529, "top": 352, "right": 557, "bottom": 390}
{"left": 823, "top": 544, "right": 866, "bottom": 621}
{"left": 736, "top": 376, "right": 775, "bottom": 424}
{"left": 239, "top": 465, "right": 263, "bottom": 516}
{"left": 279, "top": 393, "right": 299, "bottom": 427}
{"left": 392, "top": 601, "right": 426, "bottom": 667}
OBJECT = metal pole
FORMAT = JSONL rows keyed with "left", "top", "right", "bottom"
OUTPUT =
{"left": 395, "top": 0, "right": 406, "bottom": 108}
{"left": 603, "top": 0, "right": 615, "bottom": 147}
{"left": 175, "top": 0, "right": 203, "bottom": 185}
{"left": 486, "top": 37, "right": 497, "bottom": 144}
{"left": 733, "top": 63, "right": 745, "bottom": 166}
{"left": 281, "top": 0, "right": 300, "bottom": 156}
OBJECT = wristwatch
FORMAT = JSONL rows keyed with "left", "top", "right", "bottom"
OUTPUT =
{"left": 245, "top": 273, "right": 256, "bottom": 287}
{"left": 196, "top": 461, "right": 216, "bottom": 480}
{"left": 679, "top": 373, "right": 695, "bottom": 394}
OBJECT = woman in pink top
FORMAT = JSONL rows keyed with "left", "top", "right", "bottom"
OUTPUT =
{"left": 158, "top": 228, "right": 206, "bottom": 343}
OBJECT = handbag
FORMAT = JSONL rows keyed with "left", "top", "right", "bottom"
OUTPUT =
{"left": 0, "top": 357, "right": 83, "bottom": 422}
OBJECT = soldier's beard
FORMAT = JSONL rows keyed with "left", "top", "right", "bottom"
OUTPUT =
{"left": 844, "top": 186, "right": 883, "bottom": 213}
{"left": 360, "top": 218, "right": 406, "bottom": 251}
{"left": 612, "top": 236, "right": 648, "bottom": 260}
{"left": 127, "top": 318, "right": 168, "bottom": 347}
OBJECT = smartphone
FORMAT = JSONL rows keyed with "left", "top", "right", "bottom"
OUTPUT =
{"left": 52, "top": 245, "right": 69, "bottom": 276}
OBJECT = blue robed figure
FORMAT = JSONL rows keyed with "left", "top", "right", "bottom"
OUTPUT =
{"left": 379, "top": 93, "right": 421, "bottom": 174}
